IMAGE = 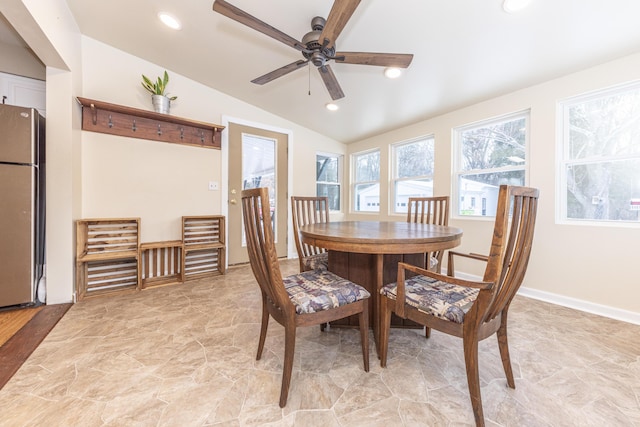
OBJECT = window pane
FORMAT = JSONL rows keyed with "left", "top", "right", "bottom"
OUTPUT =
{"left": 566, "top": 159, "right": 640, "bottom": 221}
{"left": 460, "top": 117, "right": 526, "bottom": 171}
{"left": 568, "top": 88, "right": 640, "bottom": 160}
{"left": 354, "top": 183, "right": 379, "bottom": 212}
{"left": 394, "top": 179, "right": 433, "bottom": 213}
{"left": 355, "top": 151, "right": 380, "bottom": 182}
{"left": 396, "top": 139, "right": 434, "bottom": 178}
{"left": 458, "top": 171, "right": 525, "bottom": 216}
{"left": 317, "top": 183, "right": 341, "bottom": 211}
{"left": 317, "top": 155, "right": 339, "bottom": 182}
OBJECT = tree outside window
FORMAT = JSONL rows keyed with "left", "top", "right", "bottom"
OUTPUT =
{"left": 560, "top": 83, "right": 640, "bottom": 223}
{"left": 352, "top": 149, "right": 380, "bottom": 212}
{"left": 391, "top": 137, "right": 435, "bottom": 213}
{"left": 454, "top": 111, "right": 529, "bottom": 216}
{"left": 316, "top": 153, "right": 341, "bottom": 211}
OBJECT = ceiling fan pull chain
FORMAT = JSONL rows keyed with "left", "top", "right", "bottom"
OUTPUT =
{"left": 308, "top": 63, "right": 311, "bottom": 96}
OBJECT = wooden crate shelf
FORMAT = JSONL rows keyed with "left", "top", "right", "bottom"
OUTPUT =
{"left": 140, "top": 240, "right": 184, "bottom": 288}
{"left": 75, "top": 216, "right": 226, "bottom": 300}
{"left": 183, "top": 215, "right": 226, "bottom": 280}
{"left": 76, "top": 218, "right": 140, "bottom": 300}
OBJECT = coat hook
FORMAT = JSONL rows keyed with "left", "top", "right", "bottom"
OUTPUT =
{"left": 180, "top": 127, "right": 184, "bottom": 139}
{"left": 132, "top": 119, "right": 137, "bottom": 131}
{"left": 90, "top": 103, "right": 97, "bottom": 125}
{"left": 108, "top": 114, "right": 113, "bottom": 128}
{"left": 157, "top": 124, "right": 162, "bottom": 136}
{"left": 200, "top": 130, "right": 204, "bottom": 143}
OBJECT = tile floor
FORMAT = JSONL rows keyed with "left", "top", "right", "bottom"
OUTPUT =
{"left": 1, "top": 259, "right": 639, "bottom": 426}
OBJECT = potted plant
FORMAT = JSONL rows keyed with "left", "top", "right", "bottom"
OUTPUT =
{"left": 141, "top": 70, "right": 177, "bottom": 114}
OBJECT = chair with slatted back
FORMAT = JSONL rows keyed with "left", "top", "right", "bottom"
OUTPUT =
{"left": 380, "top": 185, "right": 539, "bottom": 426}
{"left": 291, "top": 196, "right": 330, "bottom": 272}
{"left": 242, "top": 188, "right": 370, "bottom": 407}
{"left": 406, "top": 196, "right": 450, "bottom": 273}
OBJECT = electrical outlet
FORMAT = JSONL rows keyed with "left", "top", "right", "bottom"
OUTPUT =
{"left": 208, "top": 181, "right": 219, "bottom": 191}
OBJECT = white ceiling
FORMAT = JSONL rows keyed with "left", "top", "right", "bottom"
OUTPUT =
{"left": 24, "top": 1, "right": 640, "bottom": 142}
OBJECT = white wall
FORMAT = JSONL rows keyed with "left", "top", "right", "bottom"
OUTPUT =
{"left": 80, "top": 36, "right": 345, "bottom": 248}
{"left": 346, "top": 53, "right": 640, "bottom": 321}
{"left": 0, "top": 41, "right": 45, "bottom": 79}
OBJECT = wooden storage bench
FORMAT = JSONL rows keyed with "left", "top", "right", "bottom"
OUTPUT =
{"left": 182, "top": 215, "right": 226, "bottom": 280}
{"left": 76, "top": 218, "right": 140, "bottom": 300}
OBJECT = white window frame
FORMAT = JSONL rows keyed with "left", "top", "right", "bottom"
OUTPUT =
{"left": 316, "top": 152, "right": 343, "bottom": 212}
{"left": 557, "top": 81, "right": 640, "bottom": 227}
{"left": 390, "top": 136, "right": 435, "bottom": 215}
{"left": 452, "top": 110, "right": 530, "bottom": 219}
{"left": 351, "top": 148, "right": 381, "bottom": 213}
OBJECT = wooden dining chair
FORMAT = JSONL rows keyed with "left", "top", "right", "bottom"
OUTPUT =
{"left": 242, "top": 188, "right": 370, "bottom": 407}
{"left": 291, "top": 196, "right": 330, "bottom": 272}
{"left": 406, "top": 196, "right": 450, "bottom": 273}
{"left": 380, "top": 185, "right": 539, "bottom": 427}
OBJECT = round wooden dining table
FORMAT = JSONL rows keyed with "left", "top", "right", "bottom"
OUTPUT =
{"left": 299, "top": 220, "right": 463, "bottom": 355}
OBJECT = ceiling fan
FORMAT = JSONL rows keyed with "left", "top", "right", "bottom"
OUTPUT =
{"left": 212, "top": 0, "right": 414, "bottom": 100}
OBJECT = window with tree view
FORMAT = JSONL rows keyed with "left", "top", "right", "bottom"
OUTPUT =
{"left": 454, "top": 111, "right": 528, "bottom": 217}
{"left": 353, "top": 149, "right": 380, "bottom": 212}
{"left": 392, "top": 137, "right": 435, "bottom": 213}
{"left": 316, "top": 153, "right": 341, "bottom": 211}
{"left": 560, "top": 83, "right": 640, "bottom": 224}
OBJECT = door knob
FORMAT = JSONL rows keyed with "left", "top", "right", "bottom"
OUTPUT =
{"left": 229, "top": 198, "right": 237, "bottom": 205}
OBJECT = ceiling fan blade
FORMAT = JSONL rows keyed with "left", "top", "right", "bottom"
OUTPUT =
{"left": 334, "top": 52, "right": 414, "bottom": 68}
{"left": 213, "top": 0, "right": 305, "bottom": 52}
{"left": 319, "top": 0, "right": 361, "bottom": 50}
{"left": 318, "top": 65, "right": 345, "bottom": 100}
{"left": 251, "top": 60, "right": 309, "bottom": 85}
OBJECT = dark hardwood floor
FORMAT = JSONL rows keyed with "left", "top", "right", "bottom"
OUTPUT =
{"left": 0, "top": 303, "right": 72, "bottom": 390}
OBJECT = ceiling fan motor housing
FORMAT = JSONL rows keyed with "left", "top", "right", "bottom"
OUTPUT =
{"left": 301, "top": 16, "right": 335, "bottom": 67}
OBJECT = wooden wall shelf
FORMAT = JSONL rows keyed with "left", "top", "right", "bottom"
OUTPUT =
{"left": 76, "top": 97, "right": 224, "bottom": 149}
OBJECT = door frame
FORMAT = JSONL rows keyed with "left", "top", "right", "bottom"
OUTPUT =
{"left": 221, "top": 115, "right": 295, "bottom": 268}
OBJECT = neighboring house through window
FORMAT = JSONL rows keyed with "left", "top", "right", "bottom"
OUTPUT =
{"left": 391, "top": 136, "right": 435, "bottom": 213}
{"left": 352, "top": 149, "right": 380, "bottom": 212}
{"left": 453, "top": 111, "right": 529, "bottom": 217}
{"left": 559, "top": 81, "right": 640, "bottom": 224}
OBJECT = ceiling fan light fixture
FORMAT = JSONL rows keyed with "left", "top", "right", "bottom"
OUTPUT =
{"left": 325, "top": 102, "right": 339, "bottom": 111}
{"left": 384, "top": 67, "right": 402, "bottom": 79}
{"left": 503, "top": 0, "right": 532, "bottom": 13}
{"left": 158, "top": 12, "right": 182, "bottom": 30}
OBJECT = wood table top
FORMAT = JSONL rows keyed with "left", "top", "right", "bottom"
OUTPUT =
{"left": 299, "top": 220, "right": 463, "bottom": 255}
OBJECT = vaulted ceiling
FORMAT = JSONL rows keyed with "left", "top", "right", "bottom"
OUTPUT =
{"left": 9, "top": 1, "right": 640, "bottom": 143}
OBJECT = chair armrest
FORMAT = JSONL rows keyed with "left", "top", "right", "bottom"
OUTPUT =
{"left": 394, "top": 262, "right": 493, "bottom": 318}
{"left": 447, "top": 251, "right": 489, "bottom": 276}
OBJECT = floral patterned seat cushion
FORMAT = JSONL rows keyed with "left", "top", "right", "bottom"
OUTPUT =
{"left": 302, "top": 252, "right": 329, "bottom": 272}
{"left": 380, "top": 275, "right": 479, "bottom": 323}
{"left": 283, "top": 270, "right": 370, "bottom": 315}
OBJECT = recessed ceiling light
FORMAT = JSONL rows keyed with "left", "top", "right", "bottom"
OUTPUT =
{"left": 158, "top": 12, "right": 182, "bottom": 30}
{"left": 503, "top": 0, "right": 532, "bottom": 13}
{"left": 384, "top": 67, "right": 402, "bottom": 79}
{"left": 325, "top": 103, "right": 339, "bottom": 111}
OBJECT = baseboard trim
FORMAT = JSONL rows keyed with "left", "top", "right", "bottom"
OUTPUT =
{"left": 517, "top": 287, "right": 640, "bottom": 326}
{"left": 454, "top": 271, "right": 639, "bottom": 326}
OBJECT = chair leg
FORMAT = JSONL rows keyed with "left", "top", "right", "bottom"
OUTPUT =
{"left": 358, "top": 302, "right": 370, "bottom": 372}
{"left": 256, "top": 298, "right": 269, "bottom": 360}
{"left": 425, "top": 327, "right": 431, "bottom": 338}
{"left": 497, "top": 313, "right": 515, "bottom": 388}
{"left": 379, "top": 296, "right": 392, "bottom": 367}
{"left": 279, "top": 323, "right": 296, "bottom": 408}
{"left": 463, "top": 334, "right": 485, "bottom": 427}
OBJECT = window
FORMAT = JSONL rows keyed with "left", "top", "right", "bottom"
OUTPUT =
{"left": 560, "top": 82, "right": 640, "bottom": 224}
{"left": 454, "top": 111, "right": 529, "bottom": 217}
{"left": 391, "top": 136, "right": 435, "bottom": 213}
{"left": 352, "top": 149, "right": 380, "bottom": 212}
{"left": 316, "top": 153, "right": 342, "bottom": 211}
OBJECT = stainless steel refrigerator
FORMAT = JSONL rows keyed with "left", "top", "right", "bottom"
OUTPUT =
{"left": 0, "top": 104, "right": 45, "bottom": 308}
